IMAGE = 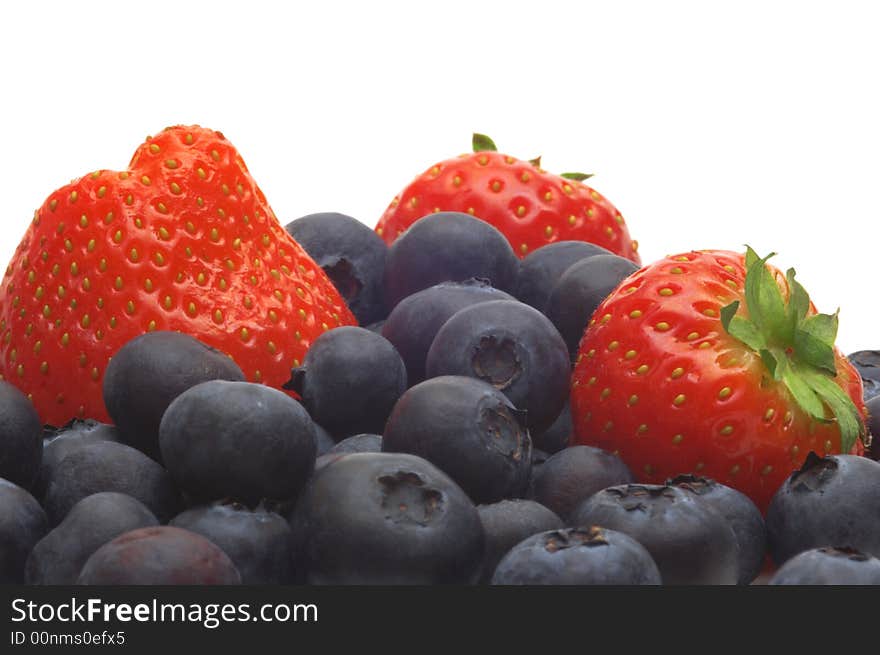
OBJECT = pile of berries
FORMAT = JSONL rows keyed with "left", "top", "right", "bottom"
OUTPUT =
{"left": 0, "top": 128, "right": 877, "bottom": 586}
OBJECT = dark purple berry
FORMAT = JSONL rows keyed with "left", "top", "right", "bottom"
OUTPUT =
{"left": 425, "top": 299, "right": 570, "bottom": 433}
{"left": 383, "top": 376, "right": 531, "bottom": 504}
{"left": 0, "top": 478, "right": 48, "bottom": 583}
{"left": 477, "top": 499, "right": 563, "bottom": 583}
{"left": 170, "top": 500, "right": 294, "bottom": 585}
{"left": 545, "top": 254, "right": 640, "bottom": 360}
{"left": 514, "top": 240, "right": 613, "bottom": 313}
{"left": 159, "top": 380, "right": 316, "bottom": 505}
{"left": 530, "top": 445, "right": 634, "bottom": 522}
{"left": 768, "top": 547, "right": 880, "bottom": 585}
{"left": 490, "top": 526, "right": 661, "bottom": 585}
{"left": 102, "top": 331, "right": 245, "bottom": 461}
{"left": 26, "top": 492, "right": 158, "bottom": 585}
{"left": 76, "top": 525, "right": 241, "bottom": 585}
{"left": 34, "top": 419, "right": 120, "bottom": 500}
{"left": 284, "top": 326, "right": 406, "bottom": 439}
{"left": 766, "top": 452, "right": 880, "bottom": 565}
{"left": 571, "top": 483, "right": 739, "bottom": 585}
{"left": 668, "top": 474, "right": 766, "bottom": 584}
{"left": 848, "top": 350, "right": 880, "bottom": 402}
{"left": 291, "top": 452, "right": 485, "bottom": 584}
{"left": 43, "top": 440, "right": 180, "bottom": 526}
{"left": 383, "top": 212, "right": 519, "bottom": 310}
{"left": 382, "top": 279, "right": 514, "bottom": 386}
{"left": 285, "top": 212, "right": 388, "bottom": 325}
{"left": 0, "top": 381, "right": 42, "bottom": 490}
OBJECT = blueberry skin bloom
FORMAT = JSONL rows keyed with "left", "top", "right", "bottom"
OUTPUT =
{"left": 382, "top": 212, "right": 519, "bottom": 309}
{"left": 766, "top": 452, "right": 880, "bottom": 565}
{"left": 768, "top": 547, "right": 880, "bottom": 585}
{"left": 291, "top": 452, "right": 485, "bottom": 584}
{"left": 383, "top": 376, "right": 532, "bottom": 504}
{"left": 571, "top": 483, "right": 739, "bottom": 585}
{"left": 159, "top": 380, "right": 316, "bottom": 505}
{"left": 285, "top": 326, "right": 407, "bottom": 440}
{"left": 425, "top": 299, "right": 571, "bottom": 434}
{"left": 490, "top": 526, "right": 661, "bottom": 585}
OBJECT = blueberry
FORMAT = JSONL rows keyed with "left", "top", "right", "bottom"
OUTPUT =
{"left": 382, "top": 279, "right": 514, "bottom": 386}
{"left": 865, "top": 394, "right": 880, "bottom": 461}
{"left": 476, "top": 499, "right": 563, "bottom": 583}
{"left": 848, "top": 350, "right": 880, "bottom": 402}
{"left": 159, "top": 380, "right": 316, "bottom": 505}
{"left": 43, "top": 440, "right": 180, "bottom": 526}
{"left": 103, "top": 331, "right": 246, "bottom": 460}
{"left": 768, "top": 547, "right": 880, "bottom": 585}
{"left": 545, "top": 254, "right": 640, "bottom": 360}
{"left": 0, "top": 380, "right": 43, "bottom": 490}
{"left": 284, "top": 327, "right": 407, "bottom": 439}
{"left": 667, "top": 474, "right": 767, "bottom": 585}
{"left": 490, "top": 526, "right": 662, "bottom": 585}
{"left": 25, "top": 492, "right": 158, "bottom": 585}
{"left": 0, "top": 478, "right": 48, "bottom": 583}
{"left": 766, "top": 452, "right": 880, "bottom": 565}
{"left": 328, "top": 433, "right": 383, "bottom": 454}
{"left": 170, "top": 500, "right": 294, "bottom": 585}
{"left": 383, "top": 212, "right": 519, "bottom": 309}
{"left": 514, "top": 241, "right": 613, "bottom": 313}
{"left": 532, "top": 400, "right": 573, "bottom": 454}
{"left": 291, "top": 452, "right": 485, "bottom": 584}
{"left": 530, "top": 445, "right": 634, "bottom": 522}
{"left": 571, "top": 483, "right": 739, "bottom": 584}
{"left": 383, "top": 376, "right": 531, "bottom": 504}
{"left": 425, "top": 300, "right": 570, "bottom": 433}
{"left": 76, "top": 525, "right": 241, "bottom": 585}
{"left": 285, "top": 212, "right": 388, "bottom": 325}
{"left": 34, "top": 419, "right": 120, "bottom": 500}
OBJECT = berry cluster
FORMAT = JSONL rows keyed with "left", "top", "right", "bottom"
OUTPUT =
{"left": 0, "top": 128, "right": 876, "bottom": 585}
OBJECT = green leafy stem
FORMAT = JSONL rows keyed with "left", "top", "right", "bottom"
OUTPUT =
{"left": 720, "top": 247, "right": 865, "bottom": 452}
{"left": 471, "top": 133, "right": 593, "bottom": 180}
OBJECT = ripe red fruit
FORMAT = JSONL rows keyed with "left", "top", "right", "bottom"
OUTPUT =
{"left": 375, "top": 134, "right": 641, "bottom": 264}
{"left": 570, "top": 248, "right": 867, "bottom": 513}
{"left": 0, "top": 125, "right": 355, "bottom": 426}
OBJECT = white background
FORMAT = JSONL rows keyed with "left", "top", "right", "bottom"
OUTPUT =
{"left": 1, "top": 0, "right": 877, "bottom": 353}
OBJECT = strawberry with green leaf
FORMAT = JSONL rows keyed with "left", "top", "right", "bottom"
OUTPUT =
{"left": 571, "top": 247, "right": 866, "bottom": 512}
{"left": 375, "top": 134, "right": 641, "bottom": 263}
{"left": 0, "top": 125, "right": 356, "bottom": 426}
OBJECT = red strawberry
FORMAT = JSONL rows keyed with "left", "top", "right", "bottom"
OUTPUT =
{"left": 0, "top": 125, "right": 356, "bottom": 426}
{"left": 375, "top": 134, "right": 641, "bottom": 264}
{"left": 570, "top": 247, "right": 867, "bottom": 513}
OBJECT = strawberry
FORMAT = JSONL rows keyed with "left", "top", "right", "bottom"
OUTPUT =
{"left": 570, "top": 247, "right": 867, "bottom": 513}
{"left": 375, "top": 134, "right": 641, "bottom": 264}
{"left": 0, "top": 125, "right": 356, "bottom": 426}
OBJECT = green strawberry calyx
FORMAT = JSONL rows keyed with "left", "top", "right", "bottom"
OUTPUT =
{"left": 720, "top": 246, "right": 865, "bottom": 452}
{"left": 470, "top": 134, "right": 593, "bottom": 179}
